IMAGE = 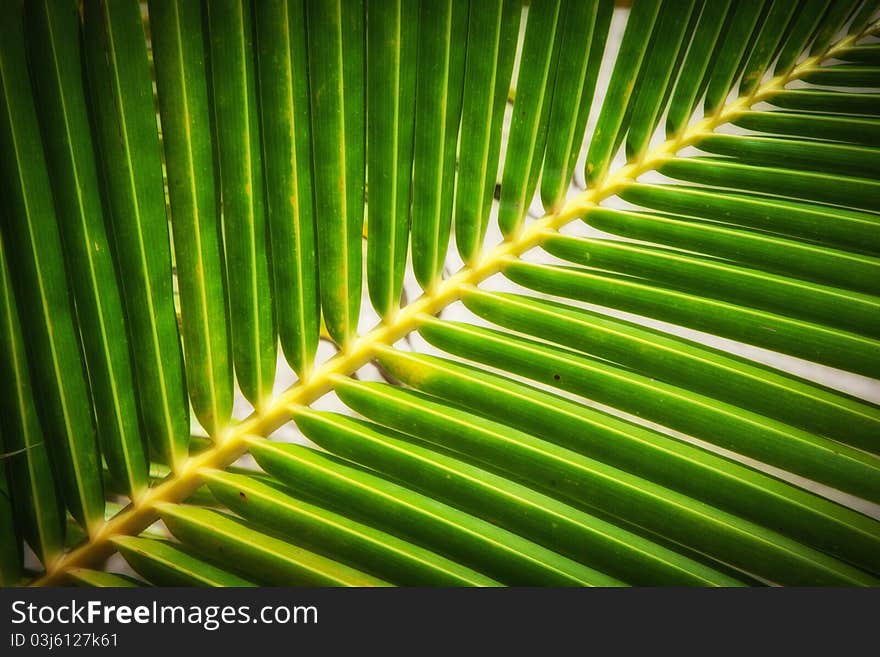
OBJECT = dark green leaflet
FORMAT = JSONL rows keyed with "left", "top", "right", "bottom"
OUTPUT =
{"left": 82, "top": 0, "right": 189, "bottom": 471}
{"left": 849, "top": 1, "right": 880, "bottom": 33}
{"left": 619, "top": 183, "right": 880, "bottom": 255}
{"left": 703, "top": 0, "right": 765, "bottom": 113}
{"left": 544, "top": 233, "right": 880, "bottom": 339}
{"left": 249, "top": 439, "right": 620, "bottom": 585}
{"left": 498, "top": 0, "right": 562, "bottom": 237}
{"left": 835, "top": 44, "right": 880, "bottom": 64}
{"left": 25, "top": 0, "right": 147, "bottom": 500}
{"left": 157, "top": 503, "right": 388, "bottom": 586}
{"left": 767, "top": 89, "right": 880, "bottom": 115}
{"left": 366, "top": 0, "right": 418, "bottom": 318}
{"left": 254, "top": 0, "right": 319, "bottom": 376}
{"left": 657, "top": 156, "right": 880, "bottom": 213}
{"left": 696, "top": 133, "right": 880, "bottom": 179}
{"left": 306, "top": 0, "right": 365, "bottom": 348}
{"left": 455, "top": 0, "right": 520, "bottom": 261}
{"left": 0, "top": 232, "right": 64, "bottom": 566}
{"left": 417, "top": 318, "right": 880, "bottom": 505}
{"left": 732, "top": 110, "right": 880, "bottom": 146}
{"left": 411, "top": 0, "right": 469, "bottom": 289}
{"left": 541, "top": 0, "right": 610, "bottom": 211}
{"left": 336, "top": 376, "right": 876, "bottom": 586}
{"left": 650, "top": 1, "right": 704, "bottom": 140}
{"left": 296, "top": 406, "right": 740, "bottom": 586}
{"left": 0, "top": 8, "right": 104, "bottom": 533}
{"left": 626, "top": 0, "right": 697, "bottom": 160}
{"left": 801, "top": 64, "right": 880, "bottom": 87}
{"left": 666, "top": 0, "right": 732, "bottom": 137}
{"left": 114, "top": 536, "right": 254, "bottom": 587}
{"left": 564, "top": 0, "right": 613, "bottom": 185}
{"left": 607, "top": 10, "right": 659, "bottom": 161}
{"left": 503, "top": 259, "right": 880, "bottom": 380}
{"left": 583, "top": 206, "right": 880, "bottom": 296}
{"left": 738, "top": 0, "right": 798, "bottom": 94}
{"left": 810, "top": 0, "right": 858, "bottom": 54}
{"left": 206, "top": 0, "right": 276, "bottom": 408}
{"left": 774, "top": 0, "right": 831, "bottom": 75}
{"left": 206, "top": 469, "right": 499, "bottom": 586}
{"left": 374, "top": 346, "right": 880, "bottom": 575}
{"left": 0, "top": 436, "right": 21, "bottom": 585}
{"left": 460, "top": 289, "right": 880, "bottom": 455}
{"left": 585, "top": 0, "right": 661, "bottom": 186}
{"left": 66, "top": 569, "right": 145, "bottom": 588}
{"left": 149, "top": 0, "right": 233, "bottom": 437}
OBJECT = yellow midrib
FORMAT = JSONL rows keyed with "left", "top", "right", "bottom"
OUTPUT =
{"left": 34, "top": 29, "right": 862, "bottom": 586}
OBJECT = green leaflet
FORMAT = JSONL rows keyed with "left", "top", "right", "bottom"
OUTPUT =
{"left": 66, "top": 568, "right": 145, "bottom": 588}
{"left": 738, "top": 0, "right": 798, "bottom": 95}
{"left": 374, "top": 346, "right": 880, "bottom": 575}
{"left": 335, "top": 377, "right": 876, "bottom": 586}
{"left": 619, "top": 183, "right": 880, "bottom": 255}
{"left": 560, "top": 0, "right": 613, "bottom": 193}
{"left": 206, "top": 0, "right": 276, "bottom": 408}
{"left": 541, "top": 0, "right": 609, "bottom": 211}
{"left": 0, "top": 232, "right": 64, "bottom": 566}
{"left": 157, "top": 503, "right": 386, "bottom": 586}
{"left": 205, "top": 469, "right": 498, "bottom": 586}
{"left": 506, "top": 257, "right": 880, "bottom": 379}
{"left": 0, "top": 445, "right": 21, "bottom": 585}
{"left": 248, "top": 439, "right": 619, "bottom": 585}
{"left": 411, "top": 0, "right": 469, "bottom": 289}
{"left": 456, "top": 0, "right": 520, "bottom": 260}
{"left": 767, "top": 89, "right": 880, "bottom": 115}
{"left": 460, "top": 288, "right": 880, "bottom": 455}
{"left": 297, "top": 405, "right": 740, "bottom": 586}
{"left": 113, "top": 535, "right": 254, "bottom": 587}
{"left": 810, "top": 0, "right": 858, "bottom": 55}
{"left": 366, "top": 0, "right": 418, "bottom": 317}
{"left": 801, "top": 64, "right": 880, "bottom": 87}
{"left": 254, "top": 0, "right": 319, "bottom": 376}
{"left": 732, "top": 110, "right": 880, "bottom": 147}
{"left": 665, "top": 0, "right": 732, "bottom": 137}
{"left": 25, "top": 0, "right": 148, "bottom": 500}
{"left": 418, "top": 317, "right": 880, "bottom": 504}
{"left": 582, "top": 206, "right": 879, "bottom": 296}
{"left": 774, "top": 0, "right": 832, "bottom": 75}
{"left": 836, "top": 44, "right": 880, "bottom": 64}
{"left": 606, "top": 3, "right": 669, "bottom": 162}
{"left": 703, "top": 0, "right": 765, "bottom": 113}
{"left": 849, "top": 1, "right": 880, "bottom": 33}
{"left": 626, "top": 0, "right": 697, "bottom": 160}
{"left": 0, "top": 7, "right": 104, "bottom": 534}
{"left": 149, "top": 0, "right": 233, "bottom": 437}
{"left": 498, "top": 0, "right": 562, "bottom": 237}
{"left": 585, "top": 0, "right": 661, "bottom": 186}
{"left": 657, "top": 156, "right": 880, "bottom": 213}
{"left": 654, "top": 3, "right": 704, "bottom": 133}
{"left": 306, "top": 0, "right": 365, "bottom": 348}
{"left": 543, "top": 233, "right": 880, "bottom": 339}
{"left": 82, "top": 0, "right": 189, "bottom": 471}
{"left": 695, "top": 133, "right": 880, "bottom": 179}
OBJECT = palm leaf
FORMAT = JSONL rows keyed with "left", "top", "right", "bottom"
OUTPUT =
{"left": 0, "top": 0, "right": 878, "bottom": 588}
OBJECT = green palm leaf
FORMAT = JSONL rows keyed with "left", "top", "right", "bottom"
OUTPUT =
{"left": 0, "top": 0, "right": 877, "bottom": 588}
